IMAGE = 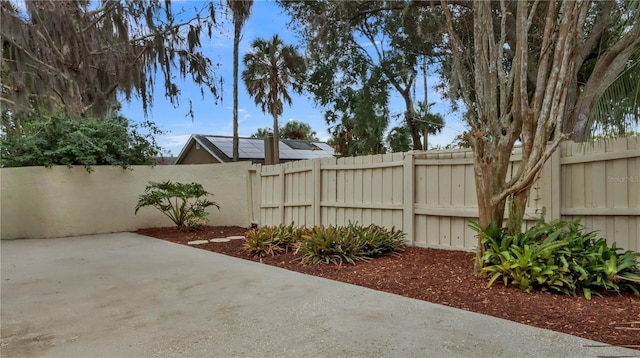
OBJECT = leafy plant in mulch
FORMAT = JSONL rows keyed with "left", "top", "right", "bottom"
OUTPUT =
{"left": 298, "top": 225, "right": 369, "bottom": 265}
{"left": 244, "top": 223, "right": 309, "bottom": 258}
{"left": 135, "top": 181, "right": 220, "bottom": 229}
{"left": 244, "top": 222, "right": 406, "bottom": 265}
{"left": 471, "top": 219, "right": 640, "bottom": 299}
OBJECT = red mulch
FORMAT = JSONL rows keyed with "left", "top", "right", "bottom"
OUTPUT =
{"left": 136, "top": 225, "right": 640, "bottom": 349}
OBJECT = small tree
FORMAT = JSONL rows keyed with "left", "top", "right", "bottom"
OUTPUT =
{"left": 135, "top": 181, "right": 220, "bottom": 229}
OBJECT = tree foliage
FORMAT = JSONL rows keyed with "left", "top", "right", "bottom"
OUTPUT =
{"left": 386, "top": 108, "right": 444, "bottom": 152}
{"left": 386, "top": 125, "right": 412, "bottom": 153}
{"left": 0, "top": 112, "right": 163, "bottom": 171}
{"left": 431, "top": 0, "right": 640, "bottom": 141}
{"left": 0, "top": 0, "right": 222, "bottom": 118}
{"left": 250, "top": 128, "right": 271, "bottom": 139}
{"left": 242, "top": 34, "right": 306, "bottom": 164}
{"left": 319, "top": 57, "right": 390, "bottom": 156}
{"left": 281, "top": 1, "right": 443, "bottom": 151}
{"left": 279, "top": 121, "right": 318, "bottom": 140}
{"left": 588, "top": 56, "right": 640, "bottom": 139}
{"left": 251, "top": 120, "right": 318, "bottom": 141}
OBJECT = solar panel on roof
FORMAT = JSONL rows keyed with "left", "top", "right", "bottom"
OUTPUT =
{"left": 282, "top": 139, "right": 316, "bottom": 150}
{"left": 314, "top": 143, "right": 334, "bottom": 151}
{"left": 201, "top": 135, "right": 334, "bottom": 161}
{"left": 206, "top": 137, "right": 233, "bottom": 157}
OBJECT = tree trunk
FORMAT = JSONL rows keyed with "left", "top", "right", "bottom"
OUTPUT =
{"left": 507, "top": 189, "right": 530, "bottom": 235}
{"left": 472, "top": 154, "right": 508, "bottom": 273}
{"left": 423, "top": 129, "right": 428, "bottom": 150}
{"left": 232, "top": 22, "right": 241, "bottom": 162}
{"left": 422, "top": 56, "right": 429, "bottom": 150}
{"left": 272, "top": 114, "right": 280, "bottom": 164}
{"left": 401, "top": 91, "right": 423, "bottom": 151}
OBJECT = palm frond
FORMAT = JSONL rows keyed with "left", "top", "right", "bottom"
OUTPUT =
{"left": 587, "top": 56, "right": 640, "bottom": 140}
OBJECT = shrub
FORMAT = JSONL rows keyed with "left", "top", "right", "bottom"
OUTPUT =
{"left": 352, "top": 223, "right": 406, "bottom": 258}
{"left": 244, "top": 226, "right": 283, "bottom": 258}
{"left": 472, "top": 219, "right": 640, "bottom": 299}
{"left": 243, "top": 222, "right": 406, "bottom": 265}
{"left": 135, "top": 180, "right": 219, "bottom": 229}
{"left": 1, "top": 112, "right": 163, "bottom": 171}
{"left": 244, "top": 223, "right": 310, "bottom": 258}
{"left": 298, "top": 225, "right": 370, "bottom": 265}
{"left": 298, "top": 223, "right": 406, "bottom": 265}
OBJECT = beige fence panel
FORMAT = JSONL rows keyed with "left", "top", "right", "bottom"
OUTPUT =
{"left": 412, "top": 149, "right": 477, "bottom": 249}
{"left": 259, "top": 164, "right": 283, "bottom": 226}
{"left": 319, "top": 156, "right": 338, "bottom": 226}
{"left": 322, "top": 152, "right": 405, "bottom": 229}
{"left": 560, "top": 137, "right": 640, "bottom": 251}
{"left": 283, "top": 160, "right": 314, "bottom": 226}
{"left": 256, "top": 137, "right": 638, "bottom": 251}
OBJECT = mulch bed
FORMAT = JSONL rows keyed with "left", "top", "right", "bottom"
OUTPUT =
{"left": 136, "top": 225, "right": 640, "bottom": 349}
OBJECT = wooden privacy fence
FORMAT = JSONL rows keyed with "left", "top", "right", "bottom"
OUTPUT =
{"left": 254, "top": 137, "right": 639, "bottom": 252}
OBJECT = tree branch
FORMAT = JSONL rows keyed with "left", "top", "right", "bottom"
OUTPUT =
{"left": 575, "top": 1, "right": 614, "bottom": 70}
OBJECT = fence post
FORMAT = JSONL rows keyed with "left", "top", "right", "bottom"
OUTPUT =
{"left": 313, "top": 159, "right": 321, "bottom": 227}
{"left": 543, "top": 147, "right": 562, "bottom": 222}
{"left": 403, "top": 153, "right": 415, "bottom": 245}
{"left": 248, "top": 164, "right": 262, "bottom": 227}
{"left": 247, "top": 165, "right": 254, "bottom": 226}
{"left": 279, "top": 164, "right": 286, "bottom": 225}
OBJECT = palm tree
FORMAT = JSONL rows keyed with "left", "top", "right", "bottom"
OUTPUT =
{"left": 586, "top": 58, "right": 640, "bottom": 139}
{"left": 280, "top": 120, "right": 318, "bottom": 140}
{"left": 242, "top": 35, "right": 306, "bottom": 164}
{"left": 228, "top": 0, "right": 253, "bottom": 161}
{"left": 250, "top": 128, "right": 271, "bottom": 139}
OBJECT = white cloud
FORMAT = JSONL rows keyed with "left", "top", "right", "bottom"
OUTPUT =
{"left": 164, "top": 134, "right": 192, "bottom": 146}
{"left": 158, "top": 134, "right": 192, "bottom": 156}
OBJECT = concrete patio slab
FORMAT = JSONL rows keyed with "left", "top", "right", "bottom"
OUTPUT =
{"left": 1, "top": 233, "right": 638, "bottom": 357}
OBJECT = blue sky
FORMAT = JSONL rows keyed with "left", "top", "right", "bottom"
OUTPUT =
{"left": 119, "top": 1, "right": 468, "bottom": 155}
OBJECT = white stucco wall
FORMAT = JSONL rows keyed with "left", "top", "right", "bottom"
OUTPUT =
{"left": 0, "top": 162, "right": 254, "bottom": 239}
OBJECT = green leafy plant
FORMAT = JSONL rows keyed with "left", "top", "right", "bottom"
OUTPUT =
{"left": 244, "top": 223, "right": 310, "bottom": 258}
{"left": 1, "top": 112, "right": 164, "bottom": 171}
{"left": 299, "top": 222, "right": 406, "bottom": 265}
{"left": 243, "top": 222, "right": 406, "bottom": 265}
{"left": 274, "top": 223, "right": 310, "bottom": 251}
{"left": 135, "top": 181, "right": 219, "bottom": 229}
{"left": 244, "top": 226, "right": 283, "bottom": 258}
{"left": 347, "top": 222, "right": 406, "bottom": 258}
{"left": 298, "top": 225, "right": 369, "bottom": 265}
{"left": 471, "top": 219, "right": 640, "bottom": 299}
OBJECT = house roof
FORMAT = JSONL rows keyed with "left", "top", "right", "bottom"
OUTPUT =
{"left": 175, "top": 135, "right": 336, "bottom": 164}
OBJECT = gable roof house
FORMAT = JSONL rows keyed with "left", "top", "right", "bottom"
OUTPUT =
{"left": 175, "top": 135, "right": 336, "bottom": 165}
